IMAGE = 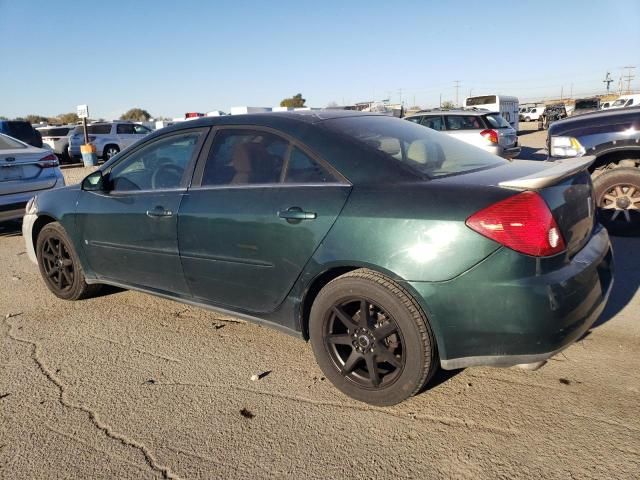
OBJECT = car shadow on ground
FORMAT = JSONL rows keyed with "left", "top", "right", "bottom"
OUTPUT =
{"left": 592, "top": 235, "right": 639, "bottom": 328}
{"left": 518, "top": 146, "right": 547, "bottom": 161}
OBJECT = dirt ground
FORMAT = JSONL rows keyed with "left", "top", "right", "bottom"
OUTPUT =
{"left": 1, "top": 129, "right": 638, "bottom": 479}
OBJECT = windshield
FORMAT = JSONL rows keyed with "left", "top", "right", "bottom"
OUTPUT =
{"left": 612, "top": 99, "right": 626, "bottom": 107}
{"left": 0, "top": 133, "right": 27, "bottom": 149}
{"left": 466, "top": 95, "right": 497, "bottom": 106}
{"left": 323, "top": 115, "right": 505, "bottom": 179}
{"left": 484, "top": 113, "right": 511, "bottom": 129}
{"left": 575, "top": 99, "right": 599, "bottom": 110}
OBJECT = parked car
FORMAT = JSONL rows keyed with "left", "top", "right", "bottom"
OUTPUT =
{"left": 600, "top": 101, "right": 613, "bottom": 110}
{"left": 0, "top": 133, "right": 64, "bottom": 222}
{"left": 37, "top": 125, "right": 74, "bottom": 161}
{"left": 571, "top": 98, "right": 601, "bottom": 116}
{"left": 609, "top": 94, "right": 640, "bottom": 110}
{"left": 405, "top": 109, "right": 520, "bottom": 158}
{"left": 23, "top": 112, "right": 613, "bottom": 405}
{"left": 0, "top": 120, "right": 43, "bottom": 148}
{"left": 518, "top": 106, "right": 531, "bottom": 121}
{"left": 68, "top": 121, "right": 152, "bottom": 161}
{"left": 521, "top": 106, "right": 544, "bottom": 122}
{"left": 547, "top": 106, "right": 640, "bottom": 235}
{"left": 538, "top": 104, "right": 568, "bottom": 130}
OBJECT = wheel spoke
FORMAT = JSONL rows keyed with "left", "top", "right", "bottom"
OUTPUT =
{"left": 601, "top": 203, "right": 618, "bottom": 210}
{"left": 47, "top": 269, "right": 57, "bottom": 278}
{"left": 56, "top": 239, "right": 62, "bottom": 257}
{"left": 359, "top": 299, "right": 370, "bottom": 328}
{"left": 42, "top": 252, "right": 55, "bottom": 262}
{"left": 365, "top": 354, "right": 381, "bottom": 387}
{"left": 615, "top": 186, "right": 624, "bottom": 197}
{"left": 341, "top": 350, "right": 362, "bottom": 375}
{"left": 56, "top": 272, "right": 63, "bottom": 288}
{"left": 611, "top": 210, "right": 621, "bottom": 221}
{"left": 327, "top": 334, "right": 353, "bottom": 345}
{"left": 627, "top": 186, "right": 637, "bottom": 197}
{"left": 376, "top": 348, "right": 402, "bottom": 369}
{"left": 61, "top": 268, "right": 72, "bottom": 286}
{"left": 374, "top": 321, "right": 397, "bottom": 341}
{"left": 603, "top": 194, "right": 617, "bottom": 202}
{"left": 333, "top": 306, "right": 358, "bottom": 331}
{"left": 623, "top": 210, "right": 631, "bottom": 223}
{"left": 62, "top": 259, "right": 73, "bottom": 267}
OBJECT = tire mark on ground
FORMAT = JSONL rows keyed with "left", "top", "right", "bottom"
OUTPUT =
{"left": 4, "top": 316, "right": 181, "bottom": 480}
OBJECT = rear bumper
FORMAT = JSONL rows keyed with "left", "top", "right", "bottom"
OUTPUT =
{"left": 501, "top": 145, "right": 521, "bottom": 159}
{"left": 406, "top": 225, "right": 614, "bottom": 369}
{"left": 0, "top": 174, "right": 65, "bottom": 222}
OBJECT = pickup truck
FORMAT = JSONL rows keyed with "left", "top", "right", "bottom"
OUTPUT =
{"left": 547, "top": 106, "right": 640, "bottom": 235}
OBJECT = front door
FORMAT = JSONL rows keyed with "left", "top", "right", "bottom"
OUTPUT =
{"left": 77, "top": 128, "right": 208, "bottom": 295}
{"left": 178, "top": 128, "right": 351, "bottom": 314}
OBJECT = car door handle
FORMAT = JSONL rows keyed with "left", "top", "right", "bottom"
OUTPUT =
{"left": 146, "top": 206, "right": 174, "bottom": 218}
{"left": 278, "top": 207, "right": 317, "bottom": 222}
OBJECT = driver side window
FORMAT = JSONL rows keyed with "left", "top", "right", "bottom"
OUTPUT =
{"left": 109, "top": 131, "right": 203, "bottom": 191}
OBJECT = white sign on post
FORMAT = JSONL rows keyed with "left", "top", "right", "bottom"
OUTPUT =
{"left": 77, "top": 104, "right": 89, "bottom": 119}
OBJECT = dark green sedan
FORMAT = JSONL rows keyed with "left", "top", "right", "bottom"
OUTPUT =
{"left": 22, "top": 111, "right": 613, "bottom": 405}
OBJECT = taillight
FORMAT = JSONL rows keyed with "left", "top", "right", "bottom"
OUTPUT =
{"left": 465, "top": 191, "right": 566, "bottom": 257}
{"left": 480, "top": 129, "right": 498, "bottom": 144}
{"left": 38, "top": 153, "right": 59, "bottom": 168}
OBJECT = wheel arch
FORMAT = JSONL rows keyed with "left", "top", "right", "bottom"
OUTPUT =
{"left": 31, "top": 214, "right": 58, "bottom": 255}
{"left": 589, "top": 149, "right": 640, "bottom": 175}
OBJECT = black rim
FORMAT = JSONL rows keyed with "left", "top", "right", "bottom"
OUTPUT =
{"left": 41, "top": 235, "right": 75, "bottom": 292}
{"left": 324, "top": 297, "right": 404, "bottom": 389}
{"left": 599, "top": 183, "right": 640, "bottom": 226}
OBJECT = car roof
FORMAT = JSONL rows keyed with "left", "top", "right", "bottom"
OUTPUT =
{"left": 406, "top": 109, "right": 498, "bottom": 118}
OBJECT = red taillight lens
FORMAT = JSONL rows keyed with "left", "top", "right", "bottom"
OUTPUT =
{"left": 465, "top": 191, "right": 566, "bottom": 257}
{"left": 38, "top": 153, "right": 59, "bottom": 168}
{"left": 480, "top": 129, "right": 498, "bottom": 144}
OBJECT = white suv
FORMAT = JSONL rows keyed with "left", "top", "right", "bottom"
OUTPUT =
{"left": 68, "top": 121, "right": 152, "bottom": 160}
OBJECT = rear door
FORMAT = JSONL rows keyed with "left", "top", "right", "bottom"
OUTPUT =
{"left": 443, "top": 115, "right": 485, "bottom": 147}
{"left": 116, "top": 123, "right": 137, "bottom": 148}
{"left": 178, "top": 127, "right": 351, "bottom": 314}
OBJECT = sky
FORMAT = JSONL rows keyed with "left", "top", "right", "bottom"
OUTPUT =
{"left": 1, "top": 0, "right": 639, "bottom": 120}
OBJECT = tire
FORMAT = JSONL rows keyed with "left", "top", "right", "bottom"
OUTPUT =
{"left": 593, "top": 167, "right": 640, "bottom": 236}
{"left": 309, "top": 269, "right": 438, "bottom": 406}
{"left": 103, "top": 144, "right": 120, "bottom": 160}
{"left": 525, "top": 116, "right": 531, "bottom": 122}
{"left": 36, "top": 222, "right": 101, "bottom": 300}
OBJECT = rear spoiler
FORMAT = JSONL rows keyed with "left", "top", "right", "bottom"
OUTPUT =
{"left": 498, "top": 156, "right": 595, "bottom": 189}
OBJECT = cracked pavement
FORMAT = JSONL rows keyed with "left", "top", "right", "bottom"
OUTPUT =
{"left": 1, "top": 141, "right": 639, "bottom": 478}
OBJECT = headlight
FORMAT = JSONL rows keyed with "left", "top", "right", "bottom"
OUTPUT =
{"left": 550, "top": 136, "right": 585, "bottom": 157}
{"left": 25, "top": 196, "right": 38, "bottom": 215}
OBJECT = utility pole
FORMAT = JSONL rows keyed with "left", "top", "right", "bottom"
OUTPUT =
{"left": 570, "top": 83, "right": 573, "bottom": 99}
{"left": 439, "top": 93, "right": 442, "bottom": 108}
{"left": 397, "top": 88, "right": 403, "bottom": 106}
{"left": 621, "top": 66, "right": 636, "bottom": 94}
{"left": 602, "top": 71, "right": 613, "bottom": 93}
{"left": 453, "top": 80, "right": 461, "bottom": 107}
{"left": 560, "top": 85, "right": 563, "bottom": 100}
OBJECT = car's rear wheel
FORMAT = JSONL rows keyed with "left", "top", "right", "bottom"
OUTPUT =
{"left": 309, "top": 269, "right": 438, "bottom": 406}
{"left": 103, "top": 145, "right": 120, "bottom": 160}
{"left": 36, "top": 222, "right": 101, "bottom": 300}
{"left": 525, "top": 116, "right": 531, "bottom": 122}
{"left": 593, "top": 167, "right": 640, "bottom": 236}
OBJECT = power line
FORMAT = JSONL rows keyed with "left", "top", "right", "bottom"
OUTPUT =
{"left": 621, "top": 66, "right": 636, "bottom": 94}
{"left": 453, "top": 80, "right": 461, "bottom": 106}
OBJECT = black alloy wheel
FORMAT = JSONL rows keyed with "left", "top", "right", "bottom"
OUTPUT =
{"left": 325, "top": 297, "right": 405, "bottom": 389}
{"left": 310, "top": 269, "right": 437, "bottom": 406}
{"left": 36, "top": 222, "right": 101, "bottom": 300}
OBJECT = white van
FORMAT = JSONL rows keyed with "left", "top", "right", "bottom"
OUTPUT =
{"left": 609, "top": 94, "right": 640, "bottom": 110}
{"left": 464, "top": 95, "right": 519, "bottom": 131}
{"left": 521, "top": 106, "right": 544, "bottom": 122}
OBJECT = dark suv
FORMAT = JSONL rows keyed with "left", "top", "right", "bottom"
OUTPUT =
{"left": 547, "top": 106, "right": 640, "bottom": 235}
{"left": 0, "top": 120, "right": 43, "bottom": 147}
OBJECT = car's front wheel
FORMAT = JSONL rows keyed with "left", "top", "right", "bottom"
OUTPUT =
{"left": 103, "top": 144, "right": 120, "bottom": 160}
{"left": 593, "top": 167, "right": 640, "bottom": 236}
{"left": 36, "top": 222, "right": 101, "bottom": 300}
{"left": 309, "top": 269, "right": 438, "bottom": 406}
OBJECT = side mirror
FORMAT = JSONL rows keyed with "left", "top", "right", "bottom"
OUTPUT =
{"left": 81, "top": 170, "right": 106, "bottom": 191}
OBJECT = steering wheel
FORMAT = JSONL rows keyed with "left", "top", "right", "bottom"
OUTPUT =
{"left": 151, "top": 163, "right": 183, "bottom": 189}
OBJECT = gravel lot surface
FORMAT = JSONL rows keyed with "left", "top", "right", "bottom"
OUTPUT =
{"left": 1, "top": 128, "right": 638, "bottom": 479}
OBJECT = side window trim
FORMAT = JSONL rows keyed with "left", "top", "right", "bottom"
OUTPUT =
{"left": 190, "top": 124, "right": 350, "bottom": 188}
{"left": 103, "top": 127, "right": 210, "bottom": 193}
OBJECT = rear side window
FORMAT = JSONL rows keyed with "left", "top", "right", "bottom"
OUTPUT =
{"left": 323, "top": 115, "right": 505, "bottom": 179}
{"left": 0, "top": 134, "right": 27, "bottom": 149}
{"left": 87, "top": 124, "right": 112, "bottom": 135}
{"left": 117, "top": 124, "right": 135, "bottom": 134}
{"left": 444, "top": 115, "right": 483, "bottom": 130}
{"left": 484, "top": 114, "right": 511, "bottom": 129}
{"left": 420, "top": 116, "right": 444, "bottom": 131}
{"left": 285, "top": 147, "right": 336, "bottom": 184}
{"left": 201, "top": 130, "right": 287, "bottom": 186}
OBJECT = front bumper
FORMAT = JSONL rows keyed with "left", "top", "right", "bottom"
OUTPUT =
{"left": 407, "top": 225, "right": 614, "bottom": 369}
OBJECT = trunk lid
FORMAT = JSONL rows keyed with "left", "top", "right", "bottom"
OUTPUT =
{"left": 0, "top": 148, "right": 58, "bottom": 194}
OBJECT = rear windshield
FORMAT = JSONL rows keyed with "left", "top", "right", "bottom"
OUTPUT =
{"left": 7, "top": 121, "right": 34, "bottom": 138}
{"left": 0, "top": 134, "right": 27, "bottom": 149}
{"left": 323, "top": 115, "right": 505, "bottom": 179}
{"left": 484, "top": 113, "right": 511, "bottom": 128}
{"left": 39, "top": 127, "right": 71, "bottom": 137}
{"left": 575, "top": 99, "right": 599, "bottom": 110}
{"left": 72, "top": 124, "right": 112, "bottom": 135}
{"left": 466, "top": 95, "right": 497, "bottom": 106}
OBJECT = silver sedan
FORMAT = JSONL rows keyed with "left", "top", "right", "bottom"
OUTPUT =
{"left": 0, "top": 133, "right": 65, "bottom": 222}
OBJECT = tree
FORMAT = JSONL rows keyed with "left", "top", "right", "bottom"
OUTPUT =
{"left": 326, "top": 101, "right": 340, "bottom": 108}
{"left": 441, "top": 100, "right": 455, "bottom": 109}
{"left": 25, "top": 114, "right": 48, "bottom": 124}
{"left": 120, "top": 108, "right": 151, "bottom": 122}
{"left": 57, "top": 112, "right": 80, "bottom": 124}
{"left": 280, "top": 93, "right": 306, "bottom": 108}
